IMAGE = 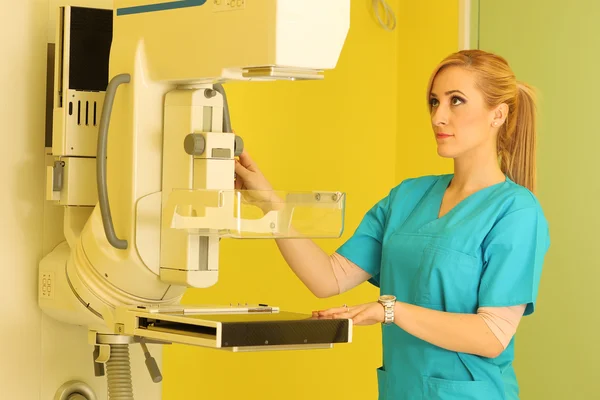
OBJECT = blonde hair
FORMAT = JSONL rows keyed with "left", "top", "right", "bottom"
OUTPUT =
{"left": 427, "top": 50, "right": 538, "bottom": 193}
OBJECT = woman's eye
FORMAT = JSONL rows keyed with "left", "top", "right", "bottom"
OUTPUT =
{"left": 451, "top": 96, "right": 465, "bottom": 106}
{"left": 429, "top": 98, "right": 439, "bottom": 107}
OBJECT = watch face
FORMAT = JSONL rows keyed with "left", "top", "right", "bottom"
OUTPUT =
{"left": 379, "top": 295, "right": 396, "bottom": 302}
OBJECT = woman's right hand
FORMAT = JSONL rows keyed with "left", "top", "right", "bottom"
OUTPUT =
{"left": 234, "top": 150, "right": 281, "bottom": 212}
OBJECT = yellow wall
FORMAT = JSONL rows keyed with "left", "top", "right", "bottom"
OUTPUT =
{"left": 396, "top": 1, "right": 457, "bottom": 180}
{"left": 163, "top": 1, "right": 458, "bottom": 399}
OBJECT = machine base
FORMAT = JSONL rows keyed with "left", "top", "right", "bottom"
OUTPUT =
{"left": 115, "top": 305, "right": 353, "bottom": 352}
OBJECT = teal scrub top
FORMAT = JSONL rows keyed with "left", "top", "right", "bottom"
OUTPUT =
{"left": 336, "top": 174, "right": 550, "bottom": 400}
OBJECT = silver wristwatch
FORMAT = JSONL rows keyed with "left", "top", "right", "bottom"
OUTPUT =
{"left": 378, "top": 295, "right": 396, "bottom": 325}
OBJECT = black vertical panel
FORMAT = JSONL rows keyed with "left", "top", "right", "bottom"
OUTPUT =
{"left": 45, "top": 43, "right": 55, "bottom": 148}
{"left": 69, "top": 7, "right": 113, "bottom": 91}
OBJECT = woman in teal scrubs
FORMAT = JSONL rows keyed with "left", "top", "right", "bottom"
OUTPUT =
{"left": 234, "top": 50, "right": 550, "bottom": 399}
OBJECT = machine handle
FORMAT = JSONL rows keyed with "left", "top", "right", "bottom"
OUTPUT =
{"left": 213, "top": 83, "right": 232, "bottom": 133}
{"left": 97, "top": 73, "right": 130, "bottom": 250}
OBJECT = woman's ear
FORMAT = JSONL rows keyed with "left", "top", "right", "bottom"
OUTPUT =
{"left": 491, "top": 103, "right": 509, "bottom": 127}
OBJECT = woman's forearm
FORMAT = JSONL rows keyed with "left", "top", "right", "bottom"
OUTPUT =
{"left": 394, "top": 301, "right": 505, "bottom": 358}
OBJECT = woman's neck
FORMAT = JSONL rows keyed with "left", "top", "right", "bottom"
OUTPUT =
{"left": 451, "top": 150, "right": 505, "bottom": 193}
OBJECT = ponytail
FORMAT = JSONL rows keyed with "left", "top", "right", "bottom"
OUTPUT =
{"left": 500, "top": 82, "right": 538, "bottom": 193}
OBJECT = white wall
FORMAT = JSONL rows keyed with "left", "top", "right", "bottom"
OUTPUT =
{"left": 0, "top": 0, "right": 48, "bottom": 397}
{"left": 1, "top": 1, "right": 162, "bottom": 398}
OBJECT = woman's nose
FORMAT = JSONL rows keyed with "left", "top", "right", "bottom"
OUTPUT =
{"left": 431, "top": 107, "right": 448, "bottom": 126}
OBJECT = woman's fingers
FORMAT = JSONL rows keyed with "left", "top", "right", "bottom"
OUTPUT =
{"left": 234, "top": 176, "right": 243, "bottom": 190}
{"left": 234, "top": 159, "right": 250, "bottom": 178}
{"left": 238, "top": 149, "right": 258, "bottom": 171}
{"left": 316, "top": 304, "right": 354, "bottom": 318}
{"left": 317, "top": 306, "right": 348, "bottom": 316}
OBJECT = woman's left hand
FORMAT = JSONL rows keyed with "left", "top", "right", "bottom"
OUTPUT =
{"left": 312, "top": 302, "right": 385, "bottom": 326}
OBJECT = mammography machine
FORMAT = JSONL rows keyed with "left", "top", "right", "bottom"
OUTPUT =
{"left": 39, "top": 1, "right": 351, "bottom": 398}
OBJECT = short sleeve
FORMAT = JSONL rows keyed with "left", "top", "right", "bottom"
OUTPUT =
{"left": 336, "top": 194, "right": 390, "bottom": 288}
{"left": 479, "top": 206, "right": 550, "bottom": 316}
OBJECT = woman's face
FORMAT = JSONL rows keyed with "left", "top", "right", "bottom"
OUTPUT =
{"left": 429, "top": 66, "right": 501, "bottom": 159}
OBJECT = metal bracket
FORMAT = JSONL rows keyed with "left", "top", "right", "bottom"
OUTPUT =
{"left": 92, "top": 345, "right": 106, "bottom": 377}
{"left": 53, "top": 160, "right": 65, "bottom": 191}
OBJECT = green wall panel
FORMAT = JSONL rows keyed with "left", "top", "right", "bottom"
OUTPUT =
{"left": 479, "top": 1, "right": 600, "bottom": 399}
